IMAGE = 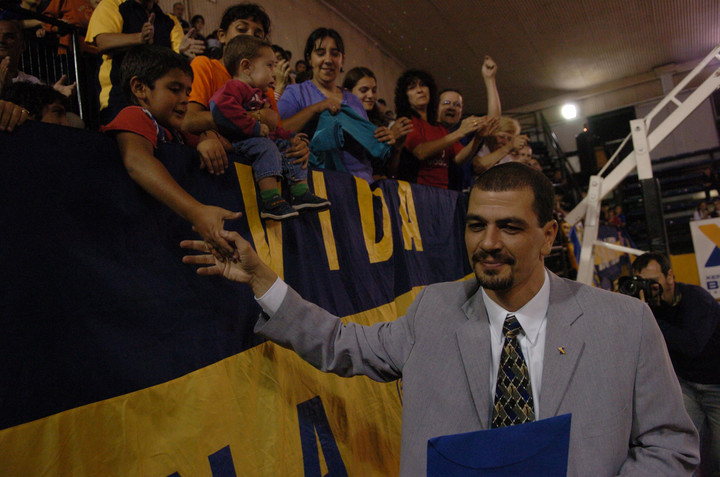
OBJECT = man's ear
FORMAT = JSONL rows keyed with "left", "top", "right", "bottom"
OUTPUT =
{"left": 217, "top": 29, "right": 226, "bottom": 44}
{"left": 540, "top": 219, "right": 559, "bottom": 256}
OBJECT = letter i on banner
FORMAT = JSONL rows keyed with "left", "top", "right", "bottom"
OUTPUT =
{"left": 397, "top": 181, "right": 423, "bottom": 251}
{"left": 235, "top": 164, "right": 284, "bottom": 278}
{"left": 355, "top": 177, "right": 392, "bottom": 263}
{"left": 313, "top": 170, "right": 340, "bottom": 271}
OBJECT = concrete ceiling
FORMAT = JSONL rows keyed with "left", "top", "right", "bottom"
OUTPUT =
{"left": 322, "top": 0, "right": 720, "bottom": 115}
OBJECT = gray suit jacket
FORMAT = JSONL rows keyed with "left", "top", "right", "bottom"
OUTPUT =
{"left": 255, "top": 272, "right": 699, "bottom": 476}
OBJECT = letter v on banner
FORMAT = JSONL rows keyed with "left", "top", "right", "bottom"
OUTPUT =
{"left": 297, "top": 396, "right": 348, "bottom": 477}
{"left": 396, "top": 181, "right": 423, "bottom": 251}
{"left": 355, "top": 177, "right": 392, "bottom": 263}
{"left": 234, "top": 164, "right": 284, "bottom": 278}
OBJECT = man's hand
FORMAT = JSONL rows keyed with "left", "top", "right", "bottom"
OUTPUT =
{"left": 482, "top": 55, "right": 497, "bottom": 79}
{"left": 141, "top": 13, "right": 155, "bottom": 44}
{"left": 259, "top": 123, "right": 270, "bottom": 137}
{"left": 0, "top": 100, "right": 30, "bottom": 132}
{"left": 187, "top": 205, "right": 243, "bottom": 256}
{"left": 287, "top": 133, "right": 309, "bottom": 168}
{"left": 197, "top": 132, "right": 228, "bottom": 175}
{"left": 179, "top": 27, "right": 205, "bottom": 58}
{"left": 181, "top": 230, "right": 278, "bottom": 296}
{"left": 53, "top": 74, "right": 76, "bottom": 97}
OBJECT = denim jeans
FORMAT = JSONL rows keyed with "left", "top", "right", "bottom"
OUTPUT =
{"left": 233, "top": 136, "right": 306, "bottom": 184}
{"left": 680, "top": 378, "right": 720, "bottom": 475}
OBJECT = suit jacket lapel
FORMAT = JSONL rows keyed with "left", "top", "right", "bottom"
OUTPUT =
{"left": 457, "top": 286, "right": 493, "bottom": 429}
{"left": 539, "top": 273, "right": 586, "bottom": 419}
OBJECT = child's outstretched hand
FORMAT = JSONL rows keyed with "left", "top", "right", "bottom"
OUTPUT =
{"left": 189, "top": 205, "right": 243, "bottom": 256}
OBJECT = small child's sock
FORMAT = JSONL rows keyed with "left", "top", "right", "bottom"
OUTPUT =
{"left": 261, "top": 188, "right": 280, "bottom": 203}
{"left": 290, "top": 183, "right": 309, "bottom": 197}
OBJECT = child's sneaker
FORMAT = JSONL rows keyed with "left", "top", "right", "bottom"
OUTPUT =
{"left": 291, "top": 191, "right": 331, "bottom": 211}
{"left": 260, "top": 195, "right": 299, "bottom": 220}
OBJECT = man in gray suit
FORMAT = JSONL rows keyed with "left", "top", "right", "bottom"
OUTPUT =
{"left": 182, "top": 162, "right": 699, "bottom": 476}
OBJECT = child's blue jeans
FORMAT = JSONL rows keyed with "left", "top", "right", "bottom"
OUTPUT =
{"left": 233, "top": 137, "right": 306, "bottom": 184}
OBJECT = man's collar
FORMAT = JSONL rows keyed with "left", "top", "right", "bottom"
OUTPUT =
{"left": 481, "top": 270, "right": 551, "bottom": 344}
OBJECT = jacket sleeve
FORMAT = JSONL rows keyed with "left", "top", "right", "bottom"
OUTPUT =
{"left": 209, "top": 81, "right": 262, "bottom": 139}
{"left": 617, "top": 304, "right": 699, "bottom": 475}
{"left": 254, "top": 286, "right": 421, "bottom": 382}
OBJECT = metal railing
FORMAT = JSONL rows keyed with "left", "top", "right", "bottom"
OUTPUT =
{"left": 1, "top": 2, "right": 98, "bottom": 127}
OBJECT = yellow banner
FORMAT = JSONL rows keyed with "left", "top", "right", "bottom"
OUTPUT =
{"left": 0, "top": 289, "right": 430, "bottom": 476}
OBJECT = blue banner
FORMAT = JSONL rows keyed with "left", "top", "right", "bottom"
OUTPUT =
{"left": 0, "top": 122, "right": 470, "bottom": 475}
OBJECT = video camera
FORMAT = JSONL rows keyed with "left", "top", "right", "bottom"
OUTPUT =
{"left": 617, "top": 276, "right": 663, "bottom": 306}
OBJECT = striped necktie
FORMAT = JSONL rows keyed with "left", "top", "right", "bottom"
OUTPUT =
{"left": 492, "top": 314, "right": 535, "bottom": 427}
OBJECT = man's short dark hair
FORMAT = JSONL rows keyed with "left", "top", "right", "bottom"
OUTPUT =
{"left": 473, "top": 162, "right": 555, "bottom": 226}
{"left": 121, "top": 45, "right": 193, "bottom": 105}
{"left": 219, "top": 3, "right": 271, "bottom": 38}
{"left": 1, "top": 81, "right": 66, "bottom": 119}
{"left": 394, "top": 69, "right": 439, "bottom": 124}
{"left": 631, "top": 252, "right": 671, "bottom": 276}
{"left": 223, "top": 36, "right": 271, "bottom": 78}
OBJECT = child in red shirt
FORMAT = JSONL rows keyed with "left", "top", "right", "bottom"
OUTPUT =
{"left": 102, "top": 45, "right": 241, "bottom": 255}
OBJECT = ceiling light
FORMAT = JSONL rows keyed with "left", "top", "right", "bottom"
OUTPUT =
{"left": 561, "top": 103, "right": 577, "bottom": 120}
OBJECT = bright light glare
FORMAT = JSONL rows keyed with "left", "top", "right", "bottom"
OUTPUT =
{"left": 561, "top": 103, "right": 577, "bottom": 120}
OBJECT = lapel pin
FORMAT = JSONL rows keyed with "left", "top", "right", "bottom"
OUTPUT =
{"left": 558, "top": 347, "right": 566, "bottom": 355}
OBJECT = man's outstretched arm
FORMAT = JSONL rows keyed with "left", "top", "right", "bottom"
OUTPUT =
{"left": 181, "top": 231, "right": 414, "bottom": 381}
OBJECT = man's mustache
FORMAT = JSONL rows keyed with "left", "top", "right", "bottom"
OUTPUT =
{"left": 472, "top": 250, "right": 515, "bottom": 266}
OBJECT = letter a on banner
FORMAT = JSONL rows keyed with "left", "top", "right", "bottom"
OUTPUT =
{"left": 397, "top": 181, "right": 423, "bottom": 251}
{"left": 297, "top": 397, "right": 348, "bottom": 477}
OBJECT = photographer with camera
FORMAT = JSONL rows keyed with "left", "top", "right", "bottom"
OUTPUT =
{"left": 631, "top": 252, "right": 720, "bottom": 473}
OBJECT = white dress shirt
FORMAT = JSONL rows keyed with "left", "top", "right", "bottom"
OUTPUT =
{"left": 481, "top": 270, "right": 550, "bottom": 417}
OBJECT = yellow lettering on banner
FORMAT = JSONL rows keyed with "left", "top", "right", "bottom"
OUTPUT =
{"left": 313, "top": 171, "right": 339, "bottom": 270}
{"left": 235, "top": 164, "right": 284, "bottom": 278}
{"left": 396, "top": 181, "right": 423, "bottom": 251}
{"left": 356, "top": 177, "right": 392, "bottom": 263}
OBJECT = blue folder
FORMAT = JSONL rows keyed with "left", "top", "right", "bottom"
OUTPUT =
{"left": 427, "top": 414, "right": 572, "bottom": 476}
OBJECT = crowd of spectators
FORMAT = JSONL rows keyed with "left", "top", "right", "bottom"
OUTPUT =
{"left": 0, "top": 0, "right": 556, "bottom": 186}
{"left": 1, "top": 0, "right": 572, "bottom": 217}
